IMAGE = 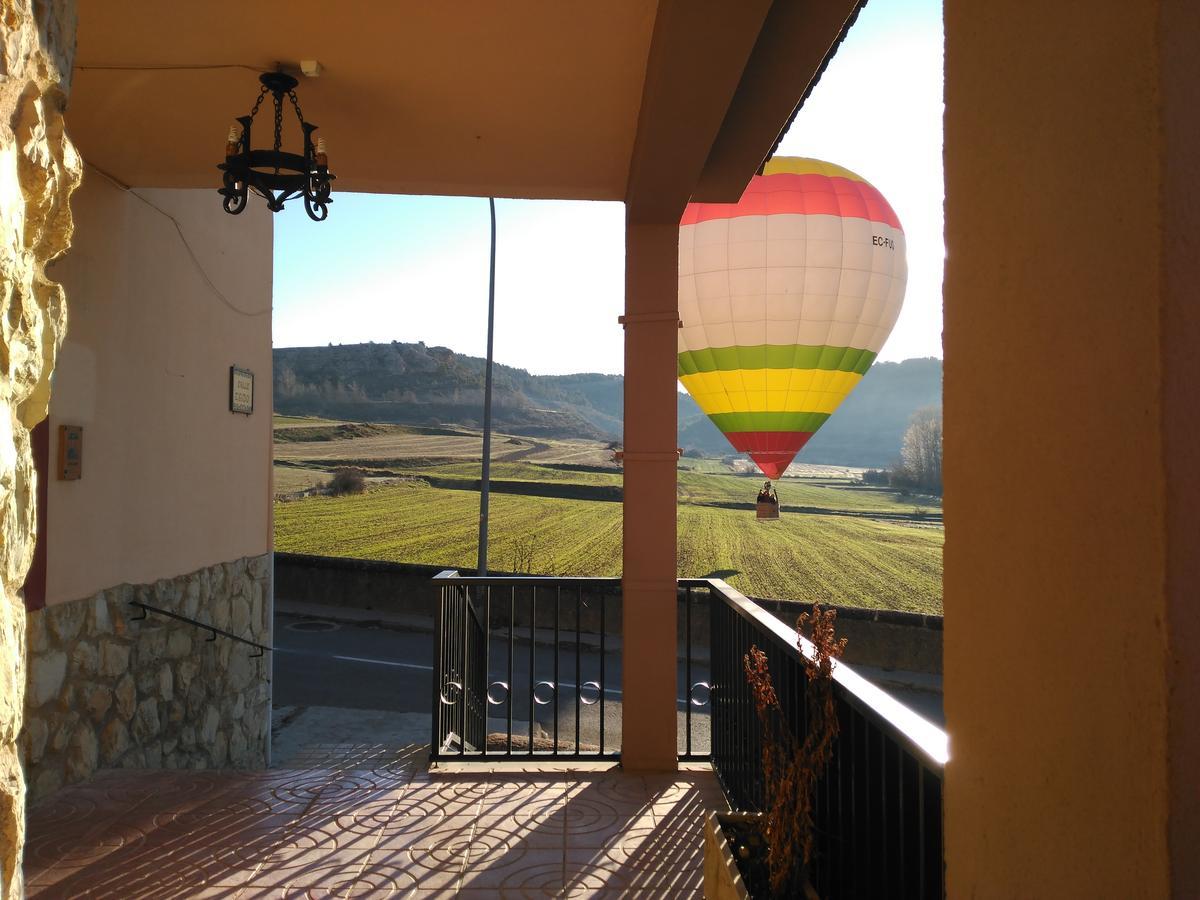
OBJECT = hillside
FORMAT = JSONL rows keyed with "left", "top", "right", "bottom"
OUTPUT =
{"left": 274, "top": 343, "right": 941, "bottom": 467}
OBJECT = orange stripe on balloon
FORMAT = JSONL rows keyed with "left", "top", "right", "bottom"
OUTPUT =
{"left": 680, "top": 174, "right": 902, "bottom": 230}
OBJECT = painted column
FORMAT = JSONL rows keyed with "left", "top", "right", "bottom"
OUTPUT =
{"left": 620, "top": 221, "right": 679, "bottom": 771}
{"left": 944, "top": 0, "right": 1198, "bottom": 895}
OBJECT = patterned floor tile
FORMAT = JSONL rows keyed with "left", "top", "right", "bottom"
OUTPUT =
{"left": 25, "top": 744, "right": 719, "bottom": 899}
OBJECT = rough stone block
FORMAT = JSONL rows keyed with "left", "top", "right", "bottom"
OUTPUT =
{"left": 28, "top": 651, "right": 66, "bottom": 708}
{"left": 157, "top": 664, "right": 172, "bottom": 702}
{"left": 131, "top": 699, "right": 159, "bottom": 744}
{"left": 211, "top": 597, "right": 232, "bottom": 631}
{"left": 88, "top": 591, "right": 111, "bottom": 635}
{"left": 166, "top": 630, "right": 191, "bottom": 659}
{"left": 139, "top": 627, "right": 168, "bottom": 664}
{"left": 114, "top": 674, "right": 135, "bottom": 721}
{"left": 180, "top": 726, "right": 196, "bottom": 749}
{"left": 26, "top": 611, "right": 48, "bottom": 654}
{"left": 99, "top": 720, "right": 131, "bottom": 764}
{"left": 70, "top": 641, "right": 97, "bottom": 677}
{"left": 83, "top": 684, "right": 112, "bottom": 722}
{"left": 65, "top": 723, "right": 98, "bottom": 783}
{"left": 230, "top": 595, "right": 250, "bottom": 636}
{"left": 200, "top": 705, "right": 219, "bottom": 746}
{"left": 211, "top": 730, "right": 228, "bottom": 767}
{"left": 98, "top": 639, "right": 130, "bottom": 679}
{"left": 23, "top": 716, "right": 48, "bottom": 765}
{"left": 46, "top": 598, "right": 85, "bottom": 643}
{"left": 183, "top": 579, "right": 200, "bottom": 619}
{"left": 247, "top": 554, "right": 270, "bottom": 580}
{"left": 51, "top": 712, "right": 79, "bottom": 752}
{"left": 175, "top": 657, "right": 198, "bottom": 692}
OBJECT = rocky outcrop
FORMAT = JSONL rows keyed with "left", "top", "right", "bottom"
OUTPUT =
{"left": 0, "top": 0, "right": 81, "bottom": 894}
{"left": 22, "top": 554, "right": 272, "bottom": 802}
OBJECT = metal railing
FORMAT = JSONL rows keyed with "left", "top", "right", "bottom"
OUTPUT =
{"left": 128, "top": 601, "right": 272, "bottom": 657}
{"left": 431, "top": 572, "right": 624, "bottom": 761}
{"left": 707, "top": 578, "right": 948, "bottom": 899}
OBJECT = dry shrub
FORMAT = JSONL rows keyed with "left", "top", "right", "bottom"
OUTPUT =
{"left": 744, "top": 605, "right": 846, "bottom": 897}
{"left": 327, "top": 467, "right": 366, "bottom": 496}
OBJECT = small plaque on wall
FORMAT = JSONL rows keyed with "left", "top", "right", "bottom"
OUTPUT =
{"left": 230, "top": 366, "right": 254, "bottom": 415}
{"left": 58, "top": 425, "right": 82, "bottom": 480}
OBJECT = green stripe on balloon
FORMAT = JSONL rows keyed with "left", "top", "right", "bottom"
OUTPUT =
{"left": 677, "top": 345, "right": 876, "bottom": 377}
{"left": 707, "top": 410, "right": 832, "bottom": 433}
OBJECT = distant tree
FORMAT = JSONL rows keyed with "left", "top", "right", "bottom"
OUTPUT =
{"left": 899, "top": 405, "right": 942, "bottom": 494}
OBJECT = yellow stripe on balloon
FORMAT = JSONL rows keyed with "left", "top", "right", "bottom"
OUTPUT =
{"left": 760, "top": 158, "right": 867, "bottom": 182}
{"left": 678, "top": 369, "right": 862, "bottom": 416}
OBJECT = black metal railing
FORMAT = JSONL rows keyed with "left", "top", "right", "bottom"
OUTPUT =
{"left": 431, "top": 572, "right": 624, "bottom": 760}
{"left": 707, "top": 579, "right": 948, "bottom": 899}
{"left": 128, "top": 601, "right": 272, "bottom": 657}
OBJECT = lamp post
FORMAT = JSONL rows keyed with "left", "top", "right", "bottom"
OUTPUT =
{"left": 477, "top": 197, "right": 497, "bottom": 576}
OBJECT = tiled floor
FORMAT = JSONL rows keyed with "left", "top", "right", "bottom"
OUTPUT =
{"left": 24, "top": 744, "right": 726, "bottom": 898}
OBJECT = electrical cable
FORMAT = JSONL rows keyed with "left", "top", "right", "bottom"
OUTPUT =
{"left": 84, "top": 160, "right": 270, "bottom": 318}
{"left": 75, "top": 64, "right": 269, "bottom": 74}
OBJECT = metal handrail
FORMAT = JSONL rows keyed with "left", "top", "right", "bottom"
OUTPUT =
{"left": 695, "top": 577, "right": 948, "bottom": 767}
{"left": 128, "top": 601, "right": 272, "bottom": 658}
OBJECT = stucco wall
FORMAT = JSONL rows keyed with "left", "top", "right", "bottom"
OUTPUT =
{"left": 943, "top": 2, "right": 1185, "bottom": 896}
{"left": 43, "top": 181, "right": 272, "bottom": 604}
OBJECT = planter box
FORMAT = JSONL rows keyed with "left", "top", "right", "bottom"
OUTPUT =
{"left": 704, "top": 811, "right": 757, "bottom": 899}
{"left": 704, "top": 810, "right": 820, "bottom": 899}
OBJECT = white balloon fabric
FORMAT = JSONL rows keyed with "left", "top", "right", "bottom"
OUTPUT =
{"left": 678, "top": 157, "right": 907, "bottom": 478}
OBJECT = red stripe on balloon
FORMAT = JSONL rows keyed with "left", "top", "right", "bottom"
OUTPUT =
{"left": 723, "top": 431, "right": 815, "bottom": 480}
{"left": 681, "top": 174, "right": 901, "bottom": 230}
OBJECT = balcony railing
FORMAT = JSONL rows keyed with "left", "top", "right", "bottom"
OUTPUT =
{"left": 431, "top": 573, "right": 625, "bottom": 761}
{"left": 431, "top": 573, "right": 947, "bottom": 895}
{"left": 706, "top": 578, "right": 948, "bottom": 899}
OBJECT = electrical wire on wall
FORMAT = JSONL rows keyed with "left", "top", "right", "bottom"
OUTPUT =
{"left": 83, "top": 160, "right": 270, "bottom": 318}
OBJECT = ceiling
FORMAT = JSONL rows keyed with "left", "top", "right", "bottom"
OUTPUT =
{"left": 68, "top": 1, "right": 862, "bottom": 216}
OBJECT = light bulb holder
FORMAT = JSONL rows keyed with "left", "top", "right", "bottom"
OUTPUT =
{"left": 217, "top": 72, "right": 334, "bottom": 221}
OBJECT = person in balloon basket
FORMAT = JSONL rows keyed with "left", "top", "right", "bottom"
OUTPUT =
{"left": 757, "top": 481, "right": 778, "bottom": 506}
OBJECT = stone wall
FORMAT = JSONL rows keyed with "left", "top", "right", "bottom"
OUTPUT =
{"left": 21, "top": 553, "right": 271, "bottom": 802}
{"left": 0, "top": 0, "right": 81, "bottom": 894}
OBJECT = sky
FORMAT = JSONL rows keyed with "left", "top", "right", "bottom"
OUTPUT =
{"left": 273, "top": 0, "right": 943, "bottom": 375}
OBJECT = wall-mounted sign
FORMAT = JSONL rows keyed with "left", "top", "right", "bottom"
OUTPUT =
{"left": 58, "top": 425, "right": 82, "bottom": 480}
{"left": 230, "top": 366, "right": 254, "bottom": 415}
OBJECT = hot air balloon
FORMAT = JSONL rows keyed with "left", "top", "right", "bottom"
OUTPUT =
{"left": 677, "top": 157, "right": 907, "bottom": 498}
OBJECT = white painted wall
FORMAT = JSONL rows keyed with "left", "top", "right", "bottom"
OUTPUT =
{"left": 44, "top": 178, "right": 273, "bottom": 604}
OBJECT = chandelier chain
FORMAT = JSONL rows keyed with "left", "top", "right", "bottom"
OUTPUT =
{"left": 273, "top": 91, "right": 284, "bottom": 155}
{"left": 247, "top": 85, "right": 268, "bottom": 120}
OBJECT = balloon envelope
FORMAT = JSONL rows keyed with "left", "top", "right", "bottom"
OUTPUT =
{"left": 678, "top": 157, "right": 907, "bottom": 479}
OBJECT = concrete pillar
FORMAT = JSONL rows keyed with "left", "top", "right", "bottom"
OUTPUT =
{"left": 944, "top": 0, "right": 1198, "bottom": 895}
{"left": 620, "top": 221, "right": 679, "bottom": 771}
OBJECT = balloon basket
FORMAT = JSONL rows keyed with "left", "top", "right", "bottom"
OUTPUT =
{"left": 756, "top": 501, "right": 779, "bottom": 520}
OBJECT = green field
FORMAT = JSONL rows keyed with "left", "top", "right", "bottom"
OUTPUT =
{"left": 274, "top": 423, "right": 942, "bottom": 614}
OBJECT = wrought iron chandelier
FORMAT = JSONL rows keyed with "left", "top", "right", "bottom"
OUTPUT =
{"left": 218, "top": 72, "right": 334, "bottom": 221}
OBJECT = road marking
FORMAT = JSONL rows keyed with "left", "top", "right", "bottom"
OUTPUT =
{"left": 333, "top": 654, "right": 434, "bottom": 671}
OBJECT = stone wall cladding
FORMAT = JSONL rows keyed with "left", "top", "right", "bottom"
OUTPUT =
{"left": 0, "top": 0, "right": 81, "bottom": 893}
{"left": 21, "top": 553, "right": 271, "bottom": 803}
